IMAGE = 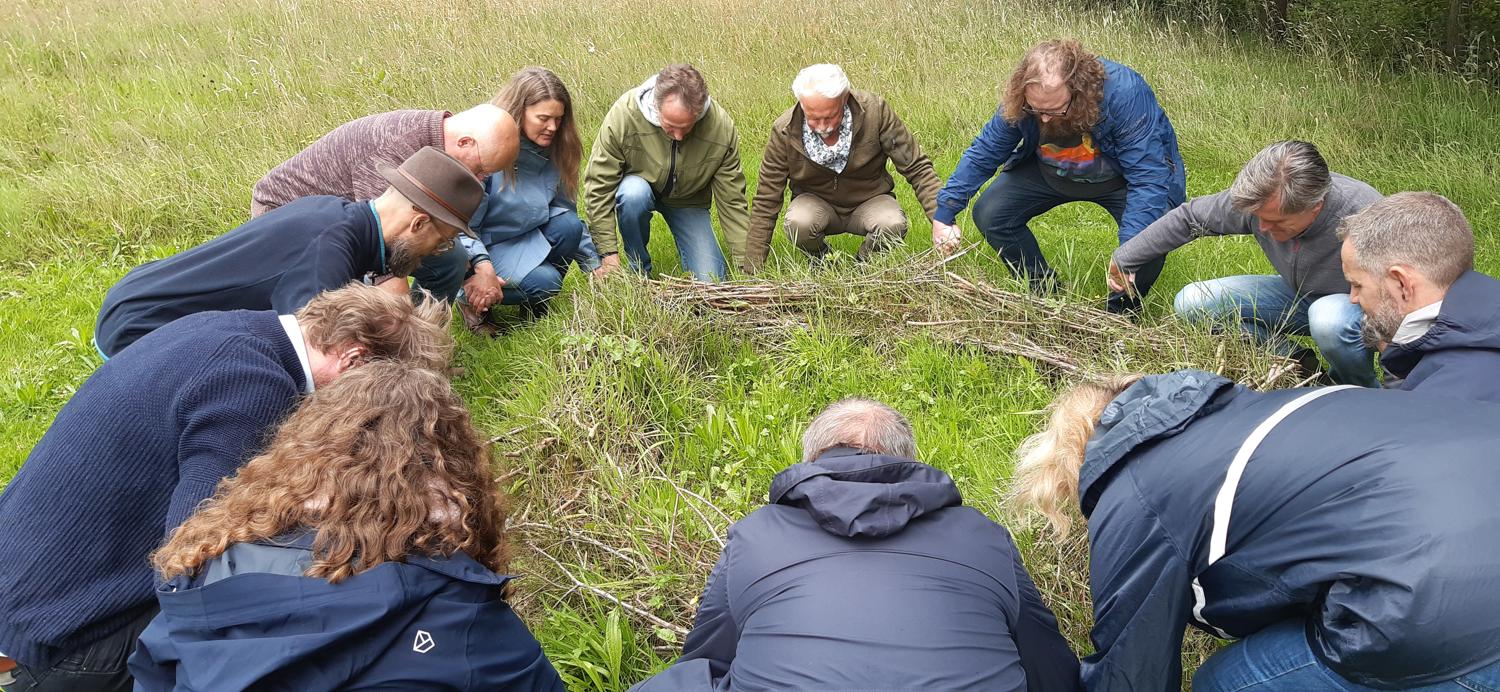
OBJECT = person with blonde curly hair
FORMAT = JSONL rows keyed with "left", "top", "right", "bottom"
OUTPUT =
{"left": 129, "top": 362, "right": 563, "bottom": 691}
{"left": 1013, "top": 370, "right": 1500, "bottom": 690}
{"left": 934, "top": 39, "right": 1185, "bottom": 314}
{"left": 0, "top": 283, "right": 452, "bottom": 692}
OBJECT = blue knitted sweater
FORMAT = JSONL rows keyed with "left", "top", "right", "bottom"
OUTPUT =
{"left": 0, "top": 310, "right": 306, "bottom": 668}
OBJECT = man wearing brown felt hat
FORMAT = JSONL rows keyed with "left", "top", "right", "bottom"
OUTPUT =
{"left": 95, "top": 146, "right": 484, "bottom": 358}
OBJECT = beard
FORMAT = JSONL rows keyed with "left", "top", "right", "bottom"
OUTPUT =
{"left": 1039, "top": 114, "right": 1092, "bottom": 138}
{"left": 1358, "top": 288, "right": 1406, "bottom": 350}
{"left": 387, "top": 235, "right": 424, "bottom": 277}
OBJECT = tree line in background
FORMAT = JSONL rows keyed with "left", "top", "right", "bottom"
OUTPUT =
{"left": 1114, "top": 0, "right": 1498, "bottom": 82}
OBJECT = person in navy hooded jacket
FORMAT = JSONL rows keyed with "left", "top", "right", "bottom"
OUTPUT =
{"left": 1339, "top": 191, "right": 1500, "bottom": 402}
{"left": 632, "top": 398, "right": 1080, "bottom": 692}
{"left": 1013, "top": 369, "right": 1500, "bottom": 690}
{"left": 129, "top": 363, "right": 563, "bottom": 692}
{"left": 931, "top": 39, "right": 1185, "bottom": 314}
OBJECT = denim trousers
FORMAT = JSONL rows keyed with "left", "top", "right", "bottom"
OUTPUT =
{"left": 499, "top": 212, "right": 584, "bottom": 307}
{"left": 970, "top": 160, "right": 1164, "bottom": 313}
{"left": 615, "top": 174, "right": 728, "bottom": 281}
{"left": 410, "top": 242, "right": 469, "bottom": 303}
{"left": 1173, "top": 274, "right": 1377, "bottom": 387}
{"left": 1193, "top": 619, "right": 1500, "bottom": 691}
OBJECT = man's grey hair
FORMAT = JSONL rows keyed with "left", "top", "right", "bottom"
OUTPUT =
{"left": 801, "top": 398, "right": 916, "bottom": 463}
{"left": 1338, "top": 191, "right": 1474, "bottom": 288}
{"left": 1228, "top": 140, "right": 1331, "bottom": 214}
{"left": 792, "top": 64, "right": 851, "bottom": 100}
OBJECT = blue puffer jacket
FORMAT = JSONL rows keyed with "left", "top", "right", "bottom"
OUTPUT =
{"left": 1080, "top": 370, "right": 1500, "bottom": 691}
{"left": 128, "top": 532, "right": 564, "bottom": 691}
{"left": 632, "top": 448, "right": 1081, "bottom": 692}
{"left": 462, "top": 138, "right": 600, "bottom": 282}
{"left": 935, "top": 59, "right": 1186, "bottom": 241}
{"left": 1380, "top": 270, "right": 1500, "bottom": 403}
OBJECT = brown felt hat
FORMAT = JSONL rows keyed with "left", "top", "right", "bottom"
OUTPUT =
{"left": 378, "top": 146, "right": 484, "bottom": 238}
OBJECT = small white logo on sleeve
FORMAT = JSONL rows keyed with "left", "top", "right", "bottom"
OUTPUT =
{"left": 413, "top": 629, "right": 435, "bottom": 654}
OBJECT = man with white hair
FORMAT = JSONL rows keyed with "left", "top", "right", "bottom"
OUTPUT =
{"left": 1339, "top": 192, "right": 1500, "bottom": 401}
{"left": 1108, "top": 140, "right": 1382, "bottom": 386}
{"left": 252, "top": 103, "right": 520, "bottom": 304}
{"left": 742, "top": 64, "right": 944, "bottom": 271}
{"left": 631, "top": 398, "right": 1080, "bottom": 692}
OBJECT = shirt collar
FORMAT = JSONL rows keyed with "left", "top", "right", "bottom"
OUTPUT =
{"left": 1392, "top": 300, "right": 1443, "bottom": 345}
{"left": 367, "top": 200, "right": 388, "bottom": 274}
{"left": 278, "top": 314, "right": 316, "bottom": 394}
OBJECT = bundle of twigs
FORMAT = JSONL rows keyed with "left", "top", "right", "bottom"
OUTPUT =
{"left": 648, "top": 247, "right": 1305, "bottom": 389}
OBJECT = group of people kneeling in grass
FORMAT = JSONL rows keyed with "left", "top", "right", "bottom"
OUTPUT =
{"left": 2, "top": 34, "right": 1500, "bottom": 692}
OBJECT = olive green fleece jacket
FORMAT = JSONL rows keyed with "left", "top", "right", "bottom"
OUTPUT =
{"left": 582, "top": 87, "right": 750, "bottom": 265}
{"left": 744, "top": 89, "right": 943, "bottom": 272}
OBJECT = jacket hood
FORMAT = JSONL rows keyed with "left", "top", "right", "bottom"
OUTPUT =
{"left": 769, "top": 448, "right": 962, "bottom": 538}
{"left": 1078, "top": 370, "right": 1237, "bottom": 517}
{"left": 1383, "top": 271, "right": 1500, "bottom": 376}
{"left": 635, "top": 75, "right": 713, "bottom": 129}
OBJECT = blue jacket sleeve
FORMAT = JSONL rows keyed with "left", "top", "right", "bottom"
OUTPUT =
{"left": 1081, "top": 480, "right": 1193, "bottom": 692}
{"left": 1104, "top": 84, "right": 1182, "bottom": 243}
{"left": 1007, "top": 541, "right": 1083, "bottom": 692}
{"left": 935, "top": 109, "right": 1022, "bottom": 225}
{"left": 678, "top": 542, "right": 737, "bottom": 681}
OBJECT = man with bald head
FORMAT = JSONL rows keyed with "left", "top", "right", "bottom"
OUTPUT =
{"left": 632, "top": 398, "right": 1080, "bottom": 692}
{"left": 935, "top": 39, "right": 1185, "bottom": 314}
{"left": 252, "top": 103, "right": 520, "bottom": 303}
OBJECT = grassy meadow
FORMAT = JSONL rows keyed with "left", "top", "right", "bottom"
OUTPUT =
{"left": 3, "top": 0, "right": 1500, "bottom": 688}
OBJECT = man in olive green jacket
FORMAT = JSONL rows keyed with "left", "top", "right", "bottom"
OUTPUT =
{"left": 582, "top": 64, "right": 750, "bottom": 282}
{"left": 743, "top": 64, "right": 946, "bottom": 273}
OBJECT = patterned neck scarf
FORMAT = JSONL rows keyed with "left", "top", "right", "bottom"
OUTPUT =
{"left": 803, "top": 103, "right": 853, "bottom": 174}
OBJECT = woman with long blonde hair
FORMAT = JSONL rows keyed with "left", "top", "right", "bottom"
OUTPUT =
{"left": 129, "top": 362, "right": 563, "bottom": 691}
{"left": 1012, "top": 369, "right": 1500, "bottom": 691}
{"left": 461, "top": 66, "right": 595, "bottom": 331}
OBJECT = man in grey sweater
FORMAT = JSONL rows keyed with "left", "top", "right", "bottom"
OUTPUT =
{"left": 1107, "top": 141, "right": 1381, "bottom": 386}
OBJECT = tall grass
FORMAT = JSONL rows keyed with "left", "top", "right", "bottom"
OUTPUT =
{"left": 2, "top": 0, "right": 1498, "bottom": 688}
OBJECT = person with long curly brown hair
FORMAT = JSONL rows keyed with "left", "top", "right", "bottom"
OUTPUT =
{"left": 459, "top": 67, "right": 602, "bottom": 331}
{"left": 129, "top": 362, "right": 563, "bottom": 691}
{"left": 933, "top": 39, "right": 1186, "bottom": 314}
{"left": 1013, "top": 370, "right": 1500, "bottom": 690}
{"left": 0, "top": 283, "right": 452, "bottom": 692}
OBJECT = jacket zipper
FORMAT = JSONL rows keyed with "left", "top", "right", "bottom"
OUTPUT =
{"left": 662, "top": 140, "right": 679, "bottom": 198}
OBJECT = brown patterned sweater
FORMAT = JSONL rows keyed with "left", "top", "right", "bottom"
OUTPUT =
{"left": 250, "top": 109, "right": 448, "bottom": 216}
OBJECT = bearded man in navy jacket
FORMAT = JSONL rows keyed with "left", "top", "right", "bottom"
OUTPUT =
{"left": 1339, "top": 191, "right": 1500, "bottom": 402}
{"left": 0, "top": 284, "right": 452, "bottom": 692}
{"left": 632, "top": 398, "right": 1080, "bottom": 692}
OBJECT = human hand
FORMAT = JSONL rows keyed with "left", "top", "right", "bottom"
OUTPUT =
{"left": 931, "top": 220, "right": 962, "bottom": 255}
{"left": 464, "top": 262, "right": 504, "bottom": 311}
{"left": 376, "top": 274, "right": 410, "bottom": 296}
{"left": 593, "top": 253, "right": 622, "bottom": 278}
{"left": 1106, "top": 258, "right": 1137, "bottom": 295}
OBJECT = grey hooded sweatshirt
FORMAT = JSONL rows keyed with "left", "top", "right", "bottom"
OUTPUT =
{"left": 631, "top": 448, "right": 1080, "bottom": 692}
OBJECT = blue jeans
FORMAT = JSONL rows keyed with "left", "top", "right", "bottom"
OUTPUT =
{"left": 615, "top": 174, "right": 727, "bottom": 281}
{"left": 1193, "top": 619, "right": 1500, "bottom": 691}
{"left": 971, "top": 161, "right": 1164, "bottom": 313}
{"left": 410, "top": 242, "right": 468, "bottom": 303}
{"left": 499, "top": 213, "right": 582, "bottom": 307}
{"left": 1174, "top": 274, "right": 1377, "bottom": 387}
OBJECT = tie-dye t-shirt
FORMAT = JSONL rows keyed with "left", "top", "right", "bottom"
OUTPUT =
{"left": 1036, "top": 131, "right": 1120, "bottom": 185}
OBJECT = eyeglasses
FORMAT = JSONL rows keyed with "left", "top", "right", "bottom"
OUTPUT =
{"left": 1023, "top": 95, "right": 1073, "bottom": 118}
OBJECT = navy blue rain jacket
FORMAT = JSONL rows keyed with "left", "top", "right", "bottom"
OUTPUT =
{"left": 1079, "top": 370, "right": 1500, "bottom": 690}
{"left": 633, "top": 448, "right": 1080, "bottom": 692}
{"left": 128, "top": 533, "right": 564, "bottom": 691}
{"left": 1380, "top": 270, "right": 1500, "bottom": 403}
{"left": 934, "top": 59, "right": 1186, "bottom": 241}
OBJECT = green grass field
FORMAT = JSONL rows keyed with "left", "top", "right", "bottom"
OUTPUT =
{"left": 3, "top": 0, "right": 1499, "bottom": 688}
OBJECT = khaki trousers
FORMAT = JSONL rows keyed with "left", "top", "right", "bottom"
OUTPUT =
{"left": 784, "top": 193, "right": 908, "bottom": 260}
